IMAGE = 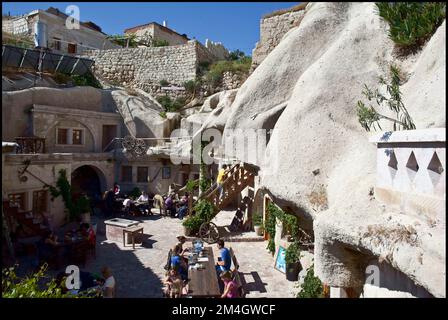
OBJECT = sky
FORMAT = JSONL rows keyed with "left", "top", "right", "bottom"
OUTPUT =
{"left": 2, "top": 2, "right": 299, "bottom": 55}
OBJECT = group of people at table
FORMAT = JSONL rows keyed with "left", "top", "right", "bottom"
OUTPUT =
{"left": 102, "top": 183, "right": 190, "bottom": 219}
{"left": 164, "top": 236, "right": 240, "bottom": 298}
{"left": 37, "top": 222, "right": 95, "bottom": 266}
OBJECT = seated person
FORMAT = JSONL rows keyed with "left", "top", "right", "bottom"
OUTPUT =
{"left": 177, "top": 193, "right": 189, "bottom": 220}
{"left": 163, "top": 267, "right": 184, "bottom": 298}
{"left": 136, "top": 191, "right": 150, "bottom": 215}
{"left": 220, "top": 270, "right": 240, "bottom": 298}
{"left": 147, "top": 192, "right": 155, "bottom": 215}
{"left": 170, "top": 244, "right": 188, "bottom": 281}
{"left": 100, "top": 266, "right": 116, "bottom": 298}
{"left": 165, "top": 194, "right": 176, "bottom": 217}
{"left": 215, "top": 239, "right": 232, "bottom": 274}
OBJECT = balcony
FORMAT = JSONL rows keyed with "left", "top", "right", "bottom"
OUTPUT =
{"left": 15, "top": 136, "right": 46, "bottom": 154}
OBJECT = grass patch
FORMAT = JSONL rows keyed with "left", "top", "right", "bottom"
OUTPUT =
{"left": 156, "top": 95, "right": 187, "bottom": 112}
{"left": 263, "top": 2, "right": 308, "bottom": 19}
{"left": 376, "top": 2, "right": 446, "bottom": 52}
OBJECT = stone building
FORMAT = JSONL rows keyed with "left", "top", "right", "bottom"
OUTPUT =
{"left": 2, "top": 86, "right": 199, "bottom": 230}
{"left": 124, "top": 21, "right": 189, "bottom": 46}
{"left": 2, "top": 7, "right": 119, "bottom": 54}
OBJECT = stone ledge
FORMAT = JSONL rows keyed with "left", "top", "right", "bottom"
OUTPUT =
{"left": 185, "top": 234, "right": 264, "bottom": 243}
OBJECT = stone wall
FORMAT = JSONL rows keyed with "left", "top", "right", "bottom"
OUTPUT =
{"left": 205, "top": 39, "right": 229, "bottom": 60}
{"left": 222, "top": 71, "right": 246, "bottom": 90}
{"left": 251, "top": 9, "right": 306, "bottom": 69}
{"left": 83, "top": 40, "right": 219, "bottom": 97}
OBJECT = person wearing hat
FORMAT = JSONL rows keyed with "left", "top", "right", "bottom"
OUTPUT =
{"left": 176, "top": 235, "right": 190, "bottom": 260}
{"left": 220, "top": 270, "right": 239, "bottom": 298}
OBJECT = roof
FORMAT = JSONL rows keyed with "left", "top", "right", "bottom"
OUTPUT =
{"left": 38, "top": 7, "right": 106, "bottom": 34}
{"left": 124, "top": 21, "right": 189, "bottom": 40}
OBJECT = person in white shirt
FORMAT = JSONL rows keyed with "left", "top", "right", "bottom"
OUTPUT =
{"left": 136, "top": 191, "right": 149, "bottom": 215}
{"left": 137, "top": 191, "right": 149, "bottom": 203}
{"left": 101, "top": 266, "right": 115, "bottom": 298}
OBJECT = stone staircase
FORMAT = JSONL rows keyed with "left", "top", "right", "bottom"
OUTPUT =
{"left": 197, "top": 162, "right": 258, "bottom": 216}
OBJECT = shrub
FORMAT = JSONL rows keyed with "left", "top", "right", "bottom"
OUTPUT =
{"left": 156, "top": 95, "right": 186, "bottom": 112}
{"left": 285, "top": 241, "right": 301, "bottom": 265}
{"left": 194, "top": 200, "right": 215, "bottom": 222}
{"left": 296, "top": 265, "right": 324, "bottom": 298}
{"left": 159, "top": 111, "right": 167, "bottom": 118}
{"left": 48, "top": 169, "right": 91, "bottom": 221}
{"left": 356, "top": 65, "right": 415, "bottom": 131}
{"left": 376, "top": 2, "right": 446, "bottom": 50}
{"left": 182, "top": 200, "right": 215, "bottom": 233}
{"left": 129, "top": 187, "right": 141, "bottom": 199}
{"left": 252, "top": 212, "right": 263, "bottom": 226}
{"left": 152, "top": 39, "right": 169, "bottom": 47}
{"left": 182, "top": 215, "right": 203, "bottom": 232}
{"left": 203, "top": 55, "right": 252, "bottom": 89}
{"left": 71, "top": 72, "right": 102, "bottom": 89}
{"left": 108, "top": 33, "right": 139, "bottom": 47}
{"left": 159, "top": 79, "right": 169, "bottom": 87}
{"left": 183, "top": 79, "right": 202, "bottom": 96}
{"left": 185, "top": 180, "right": 199, "bottom": 193}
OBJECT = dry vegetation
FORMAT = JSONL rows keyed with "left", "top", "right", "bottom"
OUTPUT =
{"left": 263, "top": 2, "right": 308, "bottom": 19}
{"left": 307, "top": 184, "right": 328, "bottom": 212}
{"left": 364, "top": 223, "right": 419, "bottom": 247}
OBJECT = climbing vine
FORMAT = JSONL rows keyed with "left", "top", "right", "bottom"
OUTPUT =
{"left": 47, "top": 169, "right": 90, "bottom": 222}
{"left": 199, "top": 140, "right": 211, "bottom": 192}
{"left": 265, "top": 203, "right": 299, "bottom": 254}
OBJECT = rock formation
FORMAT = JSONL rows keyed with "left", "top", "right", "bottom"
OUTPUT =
{"left": 196, "top": 2, "right": 445, "bottom": 297}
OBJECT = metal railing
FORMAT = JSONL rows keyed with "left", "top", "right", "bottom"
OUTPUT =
{"left": 15, "top": 136, "right": 45, "bottom": 154}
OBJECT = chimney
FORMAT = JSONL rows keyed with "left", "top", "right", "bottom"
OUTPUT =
{"left": 163, "top": 20, "right": 167, "bottom": 27}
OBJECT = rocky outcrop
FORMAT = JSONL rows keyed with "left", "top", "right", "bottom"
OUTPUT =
{"left": 181, "top": 89, "right": 238, "bottom": 137}
{"left": 218, "top": 2, "right": 445, "bottom": 296}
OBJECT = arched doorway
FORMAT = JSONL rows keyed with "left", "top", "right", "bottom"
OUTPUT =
{"left": 71, "top": 165, "right": 106, "bottom": 201}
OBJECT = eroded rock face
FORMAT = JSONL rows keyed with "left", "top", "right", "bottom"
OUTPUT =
{"left": 181, "top": 89, "right": 239, "bottom": 137}
{"left": 219, "top": 2, "right": 445, "bottom": 296}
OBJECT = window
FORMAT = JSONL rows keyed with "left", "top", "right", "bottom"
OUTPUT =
{"left": 56, "top": 127, "right": 84, "bottom": 146}
{"left": 53, "top": 37, "right": 61, "bottom": 51}
{"left": 33, "top": 190, "right": 48, "bottom": 215}
{"left": 8, "top": 193, "right": 26, "bottom": 210}
{"left": 121, "top": 166, "right": 133, "bottom": 182}
{"left": 72, "top": 129, "right": 83, "bottom": 145}
{"left": 137, "top": 167, "right": 148, "bottom": 183}
{"left": 162, "top": 167, "right": 171, "bottom": 179}
{"left": 57, "top": 128, "right": 68, "bottom": 144}
{"left": 67, "top": 43, "right": 77, "bottom": 54}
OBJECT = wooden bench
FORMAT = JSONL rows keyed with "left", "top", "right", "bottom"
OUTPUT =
{"left": 229, "top": 247, "right": 246, "bottom": 297}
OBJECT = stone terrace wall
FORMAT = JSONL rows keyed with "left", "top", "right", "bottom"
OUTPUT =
{"left": 83, "top": 40, "right": 217, "bottom": 96}
{"left": 251, "top": 9, "right": 306, "bottom": 69}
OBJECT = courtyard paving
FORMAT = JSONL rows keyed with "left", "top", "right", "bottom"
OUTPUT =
{"left": 81, "top": 209, "right": 297, "bottom": 298}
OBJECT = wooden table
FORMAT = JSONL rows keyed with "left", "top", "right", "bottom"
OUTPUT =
{"left": 123, "top": 226, "right": 144, "bottom": 249}
{"left": 187, "top": 247, "right": 221, "bottom": 298}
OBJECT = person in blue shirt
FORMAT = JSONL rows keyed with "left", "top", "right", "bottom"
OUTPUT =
{"left": 215, "top": 239, "right": 232, "bottom": 274}
{"left": 170, "top": 244, "right": 188, "bottom": 280}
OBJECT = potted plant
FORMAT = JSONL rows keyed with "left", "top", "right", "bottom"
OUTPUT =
{"left": 253, "top": 212, "right": 264, "bottom": 236}
{"left": 285, "top": 241, "right": 302, "bottom": 281}
{"left": 182, "top": 215, "right": 201, "bottom": 236}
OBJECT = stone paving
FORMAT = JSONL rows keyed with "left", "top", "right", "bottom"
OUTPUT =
{"left": 81, "top": 209, "right": 297, "bottom": 298}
